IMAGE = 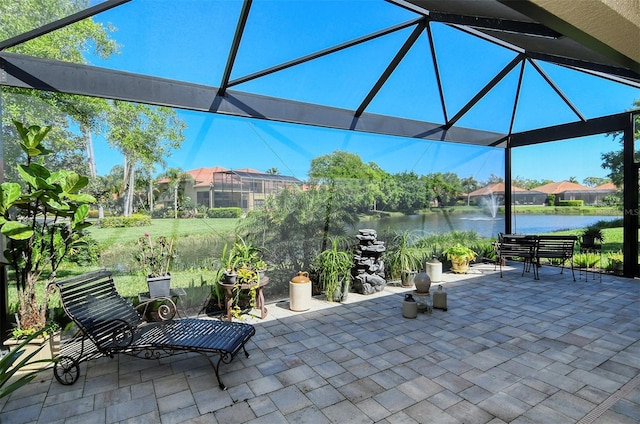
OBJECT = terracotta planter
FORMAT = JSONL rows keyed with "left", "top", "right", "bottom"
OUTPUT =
{"left": 450, "top": 257, "right": 470, "bottom": 274}
{"left": 3, "top": 332, "right": 60, "bottom": 371}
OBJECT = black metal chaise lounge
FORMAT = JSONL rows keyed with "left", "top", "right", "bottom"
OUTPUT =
{"left": 50, "top": 270, "right": 255, "bottom": 390}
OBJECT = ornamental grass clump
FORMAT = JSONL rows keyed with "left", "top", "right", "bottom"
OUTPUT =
{"left": 135, "top": 234, "right": 176, "bottom": 277}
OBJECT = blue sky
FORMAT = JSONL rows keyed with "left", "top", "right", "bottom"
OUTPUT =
{"left": 88, "top": 0, "right": 639, "bottom": 184}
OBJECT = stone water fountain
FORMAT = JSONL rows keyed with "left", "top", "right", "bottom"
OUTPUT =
{"left": 351, "top": 229, "right": 386, "bottom": 295}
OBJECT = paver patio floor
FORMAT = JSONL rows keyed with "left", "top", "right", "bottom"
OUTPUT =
{"left": 1, "top": 262, "right": 638, "bottom": 423}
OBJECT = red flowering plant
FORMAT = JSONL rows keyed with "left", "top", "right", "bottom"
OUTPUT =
{"left": 135, "top": 234, "right": 176, "bottom": 278}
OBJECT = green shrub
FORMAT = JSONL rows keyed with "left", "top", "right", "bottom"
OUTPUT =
{"left": 88, "top": 209, "right": 113, "bottom": 219}
{"left": 100, "top": 213, "right": 151, "bottom": 228}
{"left": 66, "top": 235, "right": 102, "bottom": 266}
{"left": 558, "top": 200, "right": 584, "bottom": 207}
{"left": 574, "top": 252, "right": 602, "bottom": 268}
{"left": 207, "top": 207, "right": 242, "bottom": 218}
{"left": 151, "top": 207, "right": 168, "bottom": 218}
{"left": 470, "top": 241, "right": 497, "bottom": 261}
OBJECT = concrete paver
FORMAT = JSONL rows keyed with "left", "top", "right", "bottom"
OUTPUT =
{"left": 1, "top": 263, "right": 639, "bottom": 423}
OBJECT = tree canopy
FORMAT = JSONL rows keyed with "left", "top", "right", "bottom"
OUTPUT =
{"left": 2, "top": 0, "right": 187, "bottom": 217}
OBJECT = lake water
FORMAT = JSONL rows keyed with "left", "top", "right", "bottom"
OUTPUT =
{"left": 353, "top": 212, "right": 621, "bottom": 239}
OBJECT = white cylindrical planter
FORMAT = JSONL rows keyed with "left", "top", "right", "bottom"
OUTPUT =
{"left": 290, "top": 271, "right": 311, "bottom": 312}
{"left": 426, "top": 257, "right": 442, "bottom": 283}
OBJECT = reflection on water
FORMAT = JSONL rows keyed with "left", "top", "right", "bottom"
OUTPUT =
{"left": 353, "top": 212, "right": 621, "bottom": 239}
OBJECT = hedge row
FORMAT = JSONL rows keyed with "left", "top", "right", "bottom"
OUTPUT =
{"left": 99, "top": 213, "right": 151, "bottom": 228}
{"left": 207, "top": 207, "right": 242, "bottom": 218}
{"left": 558, "top": 200, "right": 584, "bottom": 207}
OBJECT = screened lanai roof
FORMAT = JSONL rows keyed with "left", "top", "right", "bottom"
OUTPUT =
{"left": 0, "top": 0, "right": 638, "bottom": 148}
{"left": 1, "top": 0, "right": 639, "bottom": 279}
{"left": 220, "top": 170, "right": 302, "bottom": 184}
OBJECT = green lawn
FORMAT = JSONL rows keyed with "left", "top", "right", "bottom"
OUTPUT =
{"left": 550, "top": 227, "right": 624, "bottom": 253}
{"left": 87, "top": 218, "right": 240, "bottom": 247}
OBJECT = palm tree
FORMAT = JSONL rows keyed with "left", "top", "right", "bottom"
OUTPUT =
{"left": 159, "top": 168, "right": 194, "bottom": 219}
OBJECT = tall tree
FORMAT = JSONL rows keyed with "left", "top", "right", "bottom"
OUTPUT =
{"left": 106, "top": 102, "right": 185, "bottom": 216}
{"left": 425, "top": 172, "right": 464, "bottom": 207}
{"left": 309, "top": 150, "right": 387, "bottom": 213}
{"left": 392, "top": 172, "right": 425, "bottom": 213}
{"left": 582, "top": 176, "right": 609, "bottom": 187}
{"left": 461, "top": 176, "right": 479, "bottom": 206}
{"left": 485, "top": 174, "right": 504, "bottom": 184}
{"left": 237, "top": 185, "right": 357, "bottom": 272}
{"left": 1, "top": 0, "right": 118, "bottom": 178}
{"left": 158, "top": 168, "right": 194, "bottom": 219}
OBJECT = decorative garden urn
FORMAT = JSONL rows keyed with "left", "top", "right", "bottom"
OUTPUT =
{"left": 402, "top": 293, "right": 418, "bottom": 319}
{"left": 413, "top": 272, "right": 431, "bottom": 293}
{"left": 433, "top": 285, "right": 448, "bottom": 311}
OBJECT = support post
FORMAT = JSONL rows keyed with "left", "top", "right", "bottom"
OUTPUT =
{"left": 0, "top": 90, "right": 9, "bottom": 341}
{"left": 504, "top": 141, "right": 513, "bottom": 234}
{"left": 622, "top": 111, "right": 639, "bottom": 277}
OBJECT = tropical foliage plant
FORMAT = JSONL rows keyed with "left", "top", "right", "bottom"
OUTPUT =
{"left": 237, "top": 185, "right": 355, "bottom": 275}
{"left": 217, "top": 237, "right": 267, "bottom": 318}
{"left": 442, "top": 244, "right": 477, "bottom": 262}
{"left": 0, "top": 121, "right": 95, "bottom": 333}
{"left": 383, "top": 230, "right": 422, "bottom": 280}
{"left": 0, "top": 327, "right": 57, "bottom": 400}
{"left": 311, "top": 236, "right": 353, "bottom": 302}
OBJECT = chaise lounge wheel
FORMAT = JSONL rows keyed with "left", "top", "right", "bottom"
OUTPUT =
{"left": 53, "top": 356, "right": 80, "bottom": 385}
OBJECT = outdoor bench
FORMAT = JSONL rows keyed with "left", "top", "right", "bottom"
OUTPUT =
{"left": 535, "top": 235, "right": 577, "bottom": 281}
{"left": 496, "top": 234, "right": 577, "bottom": 281}
{"left": 495, "top": 234, "right": 538, "bottom": 279}
{"left": 49, "top": 270, "right": 255, "bottom": 390}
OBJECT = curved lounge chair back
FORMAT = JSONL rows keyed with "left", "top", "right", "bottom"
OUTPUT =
{"left": 51, "top": 270, "right": 142, "bottom": 353}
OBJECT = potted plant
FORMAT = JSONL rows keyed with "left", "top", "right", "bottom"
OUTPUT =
{"left": 607, "top": 251, "right": 623, "bottom": 275}
{"left": 135, "top": 234, "right": 175, "bottom": 297}
{"left": 311, "top": 236, "right": 353, "bottom": 302}
{"left": 0, "top": 121, "right": 94, "bottom": 362}
{"left": 1, "top": 327, "right": 57, "bottom": 398}
{"left": 443, "top": 244, "right": 477, "bottom": 274}
{"left": 217, "top": 237, "right": 268, "bottom": 319}
{"left": 580, "top": 226, "right": 603, "bottom": 248}
{"left": 384, "top": 231, "right": 422, "bottom": 287}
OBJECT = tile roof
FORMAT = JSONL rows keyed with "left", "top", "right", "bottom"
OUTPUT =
{"left": 532, "top": 180, "right": 590, "bottom": 193}
{"left": 468, "top": 182, "right": 527, "bottom": 196}
{"left": 593, "top": 182, "right": 617, "bottom": 190}
{"left": 188, "top": 167, "right": 229, "bottom": 186}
